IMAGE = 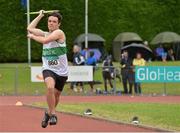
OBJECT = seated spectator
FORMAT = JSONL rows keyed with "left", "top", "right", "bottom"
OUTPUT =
{"left": 155, "top": 44, "right": 167, "bottom": 61}
{"left": 167, "top": 48, "right": 175, "bottom": 61}
{"left": 133, "top": 53, "right": 146, "bottom": 95}
{"left": 102, "top": 55, "right": 114, "bottom": 93}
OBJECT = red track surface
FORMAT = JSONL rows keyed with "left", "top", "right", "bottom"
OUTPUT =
{"left": 1, "top": 95, "right": 179, "bottom": 132}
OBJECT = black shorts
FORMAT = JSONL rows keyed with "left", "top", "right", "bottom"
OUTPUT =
{"left": 42, "top": 70, "right": 68, "bottom": 92}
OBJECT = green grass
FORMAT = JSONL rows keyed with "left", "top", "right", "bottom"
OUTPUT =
{"left": 33, "top": 102, "right": 180, "bottom": 131}
{"left": 0, "top": 63, "right": 45, "bottom": 95}
{"left": 0, "top": 61, "right": 180, "bottom": 95}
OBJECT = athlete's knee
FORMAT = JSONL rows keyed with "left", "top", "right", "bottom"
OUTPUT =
{"left": 45, "top": 79, "right": 55, "bottom": 93}
{"left": 47, "top": 86, "right": 54, "bottom": 94}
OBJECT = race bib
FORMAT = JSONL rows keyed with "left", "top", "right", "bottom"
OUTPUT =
{"left": 46, "top": 56, "right": 60, "bottom": 68}
{"left": 48, "top": 60, "right": 59, "bottom": 66}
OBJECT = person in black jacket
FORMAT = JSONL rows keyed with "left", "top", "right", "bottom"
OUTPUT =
{"left": 120, "top": 50, "right": 134, "bottom": 94}
{"left": 102, "top": 55, "right": 114, "bottom": 93}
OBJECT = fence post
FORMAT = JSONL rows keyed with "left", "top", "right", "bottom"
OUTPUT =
{"left": 113, "top": 67, "right": 118, "bottom": 95}
{"left": 163, "top": 82, "right": 167, "bottom": 96}
{"left": 14, "top": 66, "right": 18, "bottom": 95}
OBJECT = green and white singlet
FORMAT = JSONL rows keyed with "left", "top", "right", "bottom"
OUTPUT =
{"left": 42, "top": 32, "right": 68, "bottom": 77}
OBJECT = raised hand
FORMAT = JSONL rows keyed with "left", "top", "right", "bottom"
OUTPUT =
{"left": 39, "top": 10, "right": 45, "bottom": 17}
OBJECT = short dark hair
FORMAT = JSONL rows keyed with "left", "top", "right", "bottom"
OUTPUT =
{"left": 48, "top": 12, "right": 63, "bottom": 23}
{"left": 136, "top": 52, "right": 141, "bottom": 56}
{"left": 90, "top": 51, "right": 94, "bottom": 57}
{"left": 123, "top": 50, "right": 128, "bottom": 53}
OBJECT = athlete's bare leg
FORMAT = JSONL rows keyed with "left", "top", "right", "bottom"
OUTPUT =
{"left": 54, "top": 88, "right": 61, "bottom": 107}
{"left": 44, "top": 77, "right": 56, "bottom": 115}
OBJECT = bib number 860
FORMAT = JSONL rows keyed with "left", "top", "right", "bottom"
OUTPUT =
{"left": 48, "top": 60, "right": 58, "bottom": 66}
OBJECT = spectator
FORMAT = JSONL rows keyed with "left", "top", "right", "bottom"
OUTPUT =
{"left": 71, "top": 45, "right": 85, "bottom": 92}
{"left": 120, "top": 50, "right": 134, "bottom": 94}
{"left": 86, "top": 51, "right": 97, "bottom": 66}
{"left": 133, "top": 53, "right": 146, "bottom": 94}
{"left": 155, "top": 44, "right": 167, "bottom": 61}
{"left": 167, "top": 48, "right": 175, "bottom": 61}
{"left": 86, "top": 51, "right": 97, "bottom": 92}
{"left": 102, "top": 55, "right": 114, "bottom": 93}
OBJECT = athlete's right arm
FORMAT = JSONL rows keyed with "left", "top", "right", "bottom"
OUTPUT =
{"left": 27, "top": 10, "right": 45, "bottom": 36}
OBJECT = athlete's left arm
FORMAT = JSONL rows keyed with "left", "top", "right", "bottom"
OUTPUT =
{"left": 27, "top": 30, "right": 64, "bottom": 44}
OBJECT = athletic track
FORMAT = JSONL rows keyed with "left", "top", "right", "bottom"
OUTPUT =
{"left": 1, "top": 96, "right": 179, "bottom": 132}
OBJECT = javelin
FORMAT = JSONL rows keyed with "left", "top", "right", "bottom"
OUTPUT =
{"left": 25, "top": 10, "right": 59, "bottom": 15}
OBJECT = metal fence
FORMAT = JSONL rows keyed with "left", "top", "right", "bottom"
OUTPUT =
{"left": 0, "top": 66, "right": 45, "bottom": 95}
{"left": 0, "top": 66, "right": 180, "bottom": 96}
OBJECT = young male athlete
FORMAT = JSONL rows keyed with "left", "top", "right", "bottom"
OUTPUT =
{"left": 27, "top": 10, "right": 68, "bottom": 128}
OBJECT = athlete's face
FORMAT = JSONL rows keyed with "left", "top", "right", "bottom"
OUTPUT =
{"left": 48, "top": 16, "right": 60, "bottom": 32}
